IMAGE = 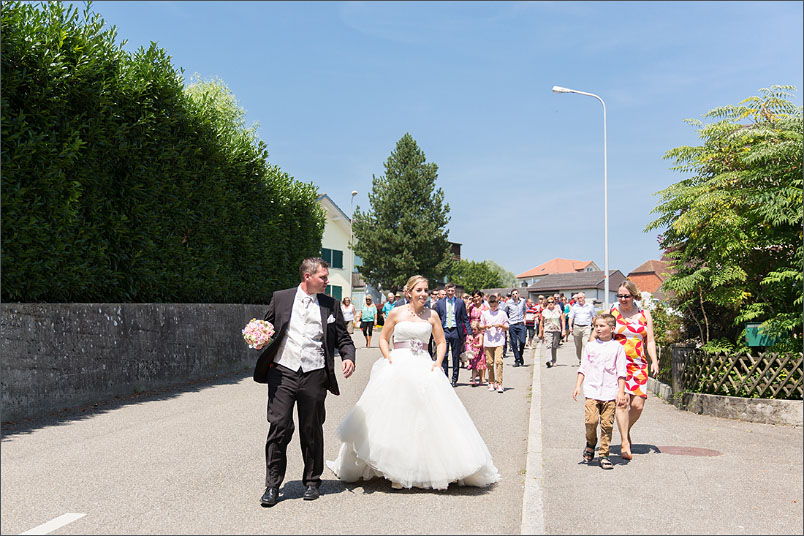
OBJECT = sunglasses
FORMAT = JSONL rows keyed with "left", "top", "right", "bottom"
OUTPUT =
{"left": 616, "top": 294, "right": 632, "bottom": 299}
{"left": 547, "top": 301, "right": 555, "bottom": 304}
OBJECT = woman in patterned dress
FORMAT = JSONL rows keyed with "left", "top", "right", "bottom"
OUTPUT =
{"left": 467, "top": 291, "right": 488, "bottom": 386}
{"left": 611, "top": 280, "right": 659, "bottom": 460}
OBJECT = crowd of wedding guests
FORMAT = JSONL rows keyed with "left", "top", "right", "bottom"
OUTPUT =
{"left": 340, "top": 279, "right": 659, "bottom": 469}
{"left": 340, "top": 285, "right": 598, "bottom": 391}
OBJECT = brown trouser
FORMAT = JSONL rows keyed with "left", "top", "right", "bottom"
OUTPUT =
{"left": 485, "top": 345, "right": 504, "bottom": 385}
{"left": 585, "top": 398, "right": 616, "bottom": 457}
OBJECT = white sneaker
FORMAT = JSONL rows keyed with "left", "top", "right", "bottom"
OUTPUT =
{"left": 496, "top": 384, "right": 504, "bottom": 393}
{"left": 488, "top": 384, "right": 496, "bottom": 391}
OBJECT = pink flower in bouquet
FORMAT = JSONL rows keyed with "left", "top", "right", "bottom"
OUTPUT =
{"left": 242, "top": 318, "right": 275, "bottom": 350}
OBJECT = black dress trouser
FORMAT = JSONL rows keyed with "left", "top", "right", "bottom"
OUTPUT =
{"left": 265, "top": 364, "right": 328, "bottom": 488}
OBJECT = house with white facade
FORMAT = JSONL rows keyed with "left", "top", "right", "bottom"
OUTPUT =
{"left": 516, "top": 258, "right": 600, "bottom": 287}
{"left": 316, "top": 194, "right": 353, "bottom": 301}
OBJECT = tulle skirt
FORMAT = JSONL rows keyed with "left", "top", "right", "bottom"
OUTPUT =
{"left": 326, "top": 348, "right": 501, "bottom": 490}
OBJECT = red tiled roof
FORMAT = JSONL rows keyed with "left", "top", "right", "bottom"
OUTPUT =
{"left": 516, "top": 258, "right": 595, "bottom": 279}
{"left": 630, "top": 259, "right": 672, "bottom": 278}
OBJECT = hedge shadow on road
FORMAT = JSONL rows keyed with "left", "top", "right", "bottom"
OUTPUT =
{"left": 1, "top": 369, "right": 251, "bottom": 440}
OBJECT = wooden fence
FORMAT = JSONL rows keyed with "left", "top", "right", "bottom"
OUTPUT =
{"left": 657, "top": 344, "right": 802, "bottom": 400}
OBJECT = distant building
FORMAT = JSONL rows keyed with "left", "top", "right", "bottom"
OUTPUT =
{"left": 449, "top": 241, "right": 462, "bottom": 261}
{"left": 628, "top": 259, "right": 673, "bottom": 301}
{"left": 316, "top": 194, "right": 354, "bottom": 301}
{"left": 515, "top": 258, "right": 600, "bottom": 287}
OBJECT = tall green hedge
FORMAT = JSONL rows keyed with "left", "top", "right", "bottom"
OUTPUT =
{"left": 1, "top": 1, "right": 324, "bottom": 303}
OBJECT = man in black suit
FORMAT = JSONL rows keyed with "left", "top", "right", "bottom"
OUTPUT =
{"left": 253, "top": 257, "right": 356, "bottom": 507}
{"left": 434, "top": 282, "right": 472, "bottom": 387}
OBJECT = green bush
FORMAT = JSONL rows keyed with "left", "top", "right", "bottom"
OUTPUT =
{"left": 1, "top": 1, "right": 324, "bottom": 303}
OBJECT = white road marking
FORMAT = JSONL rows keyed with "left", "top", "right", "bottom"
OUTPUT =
{"left": 20, "top": 513, "right": 86, "bottom": 535}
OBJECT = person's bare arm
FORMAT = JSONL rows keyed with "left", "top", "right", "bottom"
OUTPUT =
{"left": 379, "top": 308, "right": 399, "bottom": 364}
{"left": 430, "top": 311, "right": 447, "bottom": 372}
{"left": 644, "top": 309, "right": 659, "bottom": 376}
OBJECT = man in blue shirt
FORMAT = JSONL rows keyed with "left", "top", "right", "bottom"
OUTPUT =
{"left": 434, "top": 282, "right": 472, "bottom": 387}
{"left": 503, "top": 289, "right": 528, "bottom": 367}
{"left": 568, "top": 292, "right": 597, "bottom": 366}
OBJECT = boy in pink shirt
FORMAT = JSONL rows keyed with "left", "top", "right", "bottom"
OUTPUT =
{"left": 480, "top": 295, "right": 509, "bottom": 393}
{"left": 572, "top": 313, "right": 627, "bottom": 469}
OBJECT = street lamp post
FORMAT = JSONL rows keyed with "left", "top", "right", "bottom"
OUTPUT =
{"left": 552, "top": 85, "right": 610, "bottom": 310}
{"left": 350, "top": 190, "right": 358, "bottom": 298}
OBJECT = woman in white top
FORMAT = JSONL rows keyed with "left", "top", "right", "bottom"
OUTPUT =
{"left": 540, "top": 297, "right": 566, "bottom": 368}
{"left": 341, "top": 297, "right": 355, "bottom": 334}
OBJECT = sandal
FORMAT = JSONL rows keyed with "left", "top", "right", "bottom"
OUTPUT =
{"left": 599, "top": 457, "right": 613, "bottom": 470}
{"left": 583, "top": 444, "right": 595, "bottom": 462}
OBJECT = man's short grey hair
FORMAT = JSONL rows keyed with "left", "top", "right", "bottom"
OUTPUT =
{"left": 299, "top": 257, "right": 328, "bottom": 281}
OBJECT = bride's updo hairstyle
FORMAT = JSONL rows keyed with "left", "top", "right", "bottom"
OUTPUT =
{"left": 405, "top": 275, "right": 429, "bottom": 299}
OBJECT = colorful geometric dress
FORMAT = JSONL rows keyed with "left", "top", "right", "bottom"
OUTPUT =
{"left": 466, "top": 303, "right": 487, "bottom": 371}
{"left": 611, "top": 306, "right": 649, "bottom": 398}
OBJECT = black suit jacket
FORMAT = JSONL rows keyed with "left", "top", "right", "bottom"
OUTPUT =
{"left": 252, "top": 287, "right": 356, "bottom": 395}
{"left": 434, "top": 297, "right": 472, "bottom": 341}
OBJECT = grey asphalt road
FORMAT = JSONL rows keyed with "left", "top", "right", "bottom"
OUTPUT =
{"left": 1, "top": 331, "right": 533, "bottom": 535}
{"left": 3, "top": 333, "right": 802, "bottom": 535}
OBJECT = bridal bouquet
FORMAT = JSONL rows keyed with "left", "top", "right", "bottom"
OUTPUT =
{"left": 242, "top": 319, "right": 275, "bottom": 350}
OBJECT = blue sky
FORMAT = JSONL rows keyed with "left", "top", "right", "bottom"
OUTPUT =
{"left": 85, "top": 1, "right": 803, "bottom": 277}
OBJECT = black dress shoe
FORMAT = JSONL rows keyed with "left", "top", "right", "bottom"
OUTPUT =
{"left": 513, "top": 362, "right": 521, "bottom": 367}
{"left": 451, "top": 381, "right": 458, "bottom": 387}
{"left": 261, "top": 487, "right": 279, "bottom": 507}
{"left": 302, "top": 485, "right": 320, "bottom": 501}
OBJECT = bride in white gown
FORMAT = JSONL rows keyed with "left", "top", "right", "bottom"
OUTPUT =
{"left": 327, "top": 275, "right": 501, "bottom": 490}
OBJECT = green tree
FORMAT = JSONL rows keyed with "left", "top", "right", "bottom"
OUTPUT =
{"left": 646, "top": 85, "right": 803, "bottom": 349}
{"left": 449, "top": 260, "right": 503, "bottom": 292}
{"left": 352, "top": 133, "right": 452, "bottom": 291}
{"left": 484, "top": 260, "right": 517, "bottom": 288}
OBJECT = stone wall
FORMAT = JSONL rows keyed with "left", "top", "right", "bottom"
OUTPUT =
{"left": 647, "top": 378, "right": 803, "bottom": 427}
{"left": 1, "top": 303, "right": 266, "bottom": 422}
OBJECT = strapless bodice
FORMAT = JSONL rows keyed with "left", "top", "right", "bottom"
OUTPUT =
{"left": 393, "top": 320, "right": 432, "bottom": 344}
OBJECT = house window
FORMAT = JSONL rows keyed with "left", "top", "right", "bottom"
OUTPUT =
{"left": 326, "top": 285, "right": 342, "bottom": 301}
{"left": 321, "top": 248, "right": 344, "bottom": 269}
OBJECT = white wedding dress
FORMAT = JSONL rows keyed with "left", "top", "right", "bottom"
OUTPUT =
{"left": 326, "top": 320, "right": 501, "bottom": 490}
